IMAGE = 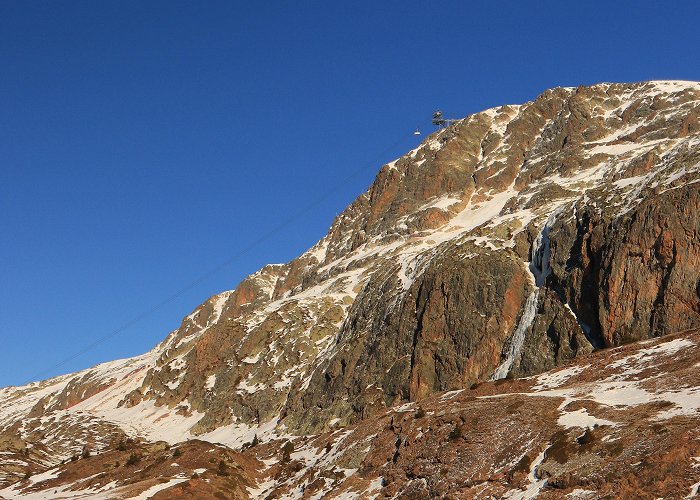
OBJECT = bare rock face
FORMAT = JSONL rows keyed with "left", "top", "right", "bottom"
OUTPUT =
{"left": 598, "top": 184, "right": 700, "bottom": 344}
{"left": 513, "top": 288, "right": 594, "bottom": 377}
{"left": 3, "top": 80, "right": 700, "bottom": 498}
{"left": 283, "top": 247, "right": 534, "bottom": 433}
{"left": 542, "top": 183, "right": 700, "bottom": 348}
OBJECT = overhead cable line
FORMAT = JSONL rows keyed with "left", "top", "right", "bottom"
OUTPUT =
{"left": 24, "top": 128, "right": 423, "bottom": 385}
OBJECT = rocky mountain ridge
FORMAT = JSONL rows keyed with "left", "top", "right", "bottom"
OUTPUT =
{"left": 1, "top": 80, "right": 700, "bottom": 498}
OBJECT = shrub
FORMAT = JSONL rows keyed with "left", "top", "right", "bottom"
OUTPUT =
{"left": 172, "top": 448, "right": 182, "bottom": 458}
{"left": 242, "top": 434, "right": 259, "bottom": 451}
{"left": 126, "top": 453, "right": 140, "bottom": 466}
{"left": 216, "top": 460, "right": 228, "bottom": 476}
{"left": 577, "top": 428, "right": 595, "bottom": 446}
{"left": 282, "top": 441, "right": 294, "bottom": 454}
{"left": 81, "top": 447, "right": 91, "bottom": 459}
{"left": 281, "top": 441, "right": 295, "bottom": 463}
{"left": 448, "top": 425, "right": 462, "bottom": 441}
{"left": 414, "top": 407, "right": 426, "bottom": 419}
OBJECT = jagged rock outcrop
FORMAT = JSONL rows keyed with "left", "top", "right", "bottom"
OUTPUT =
{"left": 283, "top": 246, "right": 558, "bottom": 432}
{"left": 540, "top": 182, "right": 700, "bottom": 348}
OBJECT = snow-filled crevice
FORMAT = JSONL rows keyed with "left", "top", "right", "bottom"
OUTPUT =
{"left": 529, "top": 210, "right": 560, "bottom": 287}
{"left": 503, "top": 445, "right": 550, "bottom": 499}
{"left": 538, "top": 206, "right": 605, "bottom": 350}
{"left": 492, "top": 289, "right": 539, "bottom": 380}
{"left": 564, "top": 304, "right": 605, "bottom": 350}
{"left": 492, "top": 209, "right": 562, "bottom": 380}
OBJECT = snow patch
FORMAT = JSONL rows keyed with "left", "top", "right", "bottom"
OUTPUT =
{"left": 567, "top": 489, "right": 597, "bottom": 499}
{"left": 242, "top": 352, "right": 262, "bottom": 364}
{"left": 687, "top": 481, "right": 700, "bottom": 499}
{"left": 611, "top": 338, "right": 695, "bottom": 370}
{"left": 558, "top": 408, "right": 616, "bottom": 429}
{"left": 533, "top": 365, "right": 588, "bottom": 391}
{"left": 392, "top": 402, "right": 416, "bottom": 413}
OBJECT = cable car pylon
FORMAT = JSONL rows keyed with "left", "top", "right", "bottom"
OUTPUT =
{"left": 432, "top": 110, "right": 457, "bottom": 128}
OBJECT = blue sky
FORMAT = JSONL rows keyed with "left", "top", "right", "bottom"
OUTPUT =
{"left": 2, "top": 1, "right": 699, "bottom": 387}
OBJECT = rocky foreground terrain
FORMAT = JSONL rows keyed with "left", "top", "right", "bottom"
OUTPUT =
{"left": 1, "top": 80, "right": 700, "bottom": 498}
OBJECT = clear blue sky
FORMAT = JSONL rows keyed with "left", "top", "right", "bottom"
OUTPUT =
{"left": 2, "top": 1, "right": 699, "bottom": 387}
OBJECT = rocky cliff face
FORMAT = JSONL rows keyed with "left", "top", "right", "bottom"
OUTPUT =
{"left": 2, "top": 80, "right": 700, "bottom": 498}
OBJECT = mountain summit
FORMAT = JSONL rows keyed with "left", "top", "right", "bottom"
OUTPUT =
{"left": 2, "top": 81, "right": 700, "bottom": 499}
